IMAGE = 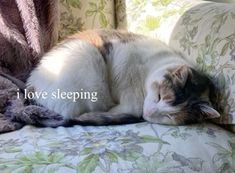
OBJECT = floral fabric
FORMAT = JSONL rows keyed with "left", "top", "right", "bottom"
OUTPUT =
{"left": 0, "top": 122, "right": 234, "bottom": 173}
{"left": 1, "top": 1, "right": 233, "bottom": 173}
{"left": 59, "top": 0, "right": 115, "bottom": 40}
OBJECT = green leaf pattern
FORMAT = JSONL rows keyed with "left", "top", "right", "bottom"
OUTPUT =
{"left": 0, "top": 123, "right": 234, "bottom": 173}
{"left": 123, "top": 0, "right": 192, "bottom": 39}
{"left": 59, "top": 0, "right": 115, "bottom": 40}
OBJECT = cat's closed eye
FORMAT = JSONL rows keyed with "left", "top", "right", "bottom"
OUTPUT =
{"left": 162, "top": 93, "right": 174, "bottom": 102}
{"left": 158, "top": 93, "right": 161, "bottom": 101}
{"left": 159, "top": 85, "right": 174, "bottom": 103}
{"left": 154, "top": 95, "right": 160, "bottom": 103}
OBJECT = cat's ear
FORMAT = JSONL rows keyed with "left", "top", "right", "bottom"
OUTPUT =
{"left": 200, "top": 104, "right": 220, "bottom": 119}
{"left": 172, "top": 65, "right": 189, "bottom": 87}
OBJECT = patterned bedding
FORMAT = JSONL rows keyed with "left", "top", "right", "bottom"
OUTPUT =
{"left": 0, "top": 122, "right": 234, "bottom": 173}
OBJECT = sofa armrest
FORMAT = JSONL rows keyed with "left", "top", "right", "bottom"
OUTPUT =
{"left": 168, "top": 1, "right": 235, "bottom": 129}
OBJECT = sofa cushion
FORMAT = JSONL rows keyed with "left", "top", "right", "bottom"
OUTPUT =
{"left": 0, "top": 122, "right": 234, "bottom": 173}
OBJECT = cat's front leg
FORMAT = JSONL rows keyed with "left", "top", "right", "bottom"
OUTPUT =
{"left": 68, "top": 104, "right": 144, "bottom": 125}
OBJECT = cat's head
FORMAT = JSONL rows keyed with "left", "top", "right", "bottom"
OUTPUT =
{"left": 143, "top": 65, "right": 220, "bottom": 125}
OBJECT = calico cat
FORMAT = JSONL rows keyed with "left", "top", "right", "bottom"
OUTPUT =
{"left": 26, "top": 29, "right": 220, "bottom": 125}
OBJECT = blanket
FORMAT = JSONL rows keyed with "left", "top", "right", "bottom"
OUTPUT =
{"left": 0, "top": 75, "right": 67, "bottom": 133}
{"left": 0, "top": 0, "right": 61, "bottom": 133}
{"left": 0, "top": 0, "right": 58, "bottom": 81}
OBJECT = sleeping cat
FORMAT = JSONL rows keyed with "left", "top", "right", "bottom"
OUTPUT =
{"left": 26, "top": 29, "right": 220, "bottom": 125}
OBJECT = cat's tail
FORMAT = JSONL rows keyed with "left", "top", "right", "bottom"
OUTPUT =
{"left": 66, "top": 112, "right": 145, "bottom": 126}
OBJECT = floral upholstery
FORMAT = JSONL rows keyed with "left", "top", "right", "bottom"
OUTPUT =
{"left": 1, "top": 1, "right": 235, "bottom": 173}
{"left": 59, "top": 0, "right": 116, "bottom": 40}
{"left": 0, "top": 123, "right": 235, "bottom": 173}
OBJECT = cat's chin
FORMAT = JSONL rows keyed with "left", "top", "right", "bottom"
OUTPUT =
{"left": 143, "top": 114, "right": 178, "bottom": 125}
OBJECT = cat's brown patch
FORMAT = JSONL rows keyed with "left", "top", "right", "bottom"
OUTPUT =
{"left": 173, "top": 111, "right": 188, "bottom": 124}
{"left": 97, "top": 29, "right": 144, "bottom": 43}
{"left": 69, "top": 30, "right": 109, "bottom": 62}
{"left": 69, "top": 30, "right": 104, "bottom": 48}
{"left": 68, "top": 29, "right": 144, "bottom": 62}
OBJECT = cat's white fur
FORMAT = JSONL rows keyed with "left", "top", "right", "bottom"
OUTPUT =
{"left": 27, "top": 37, "right": 193, "bottom": 124}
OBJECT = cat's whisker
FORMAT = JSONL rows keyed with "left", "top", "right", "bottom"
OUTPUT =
{"left": 163, "top": 111, "right": 180, "bottom": 116}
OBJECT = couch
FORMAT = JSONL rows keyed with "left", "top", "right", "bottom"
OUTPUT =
{"left": 0, "top": 0, "right": 235, "bottom": 173}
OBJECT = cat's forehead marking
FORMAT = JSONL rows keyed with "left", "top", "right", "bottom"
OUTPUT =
{"left": 163, "top": 68, "right": 211, "bottom": 107}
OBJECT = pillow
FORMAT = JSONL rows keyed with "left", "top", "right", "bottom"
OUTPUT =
{"left": 123, "top": 0, "right": 235, "bottom": 132}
